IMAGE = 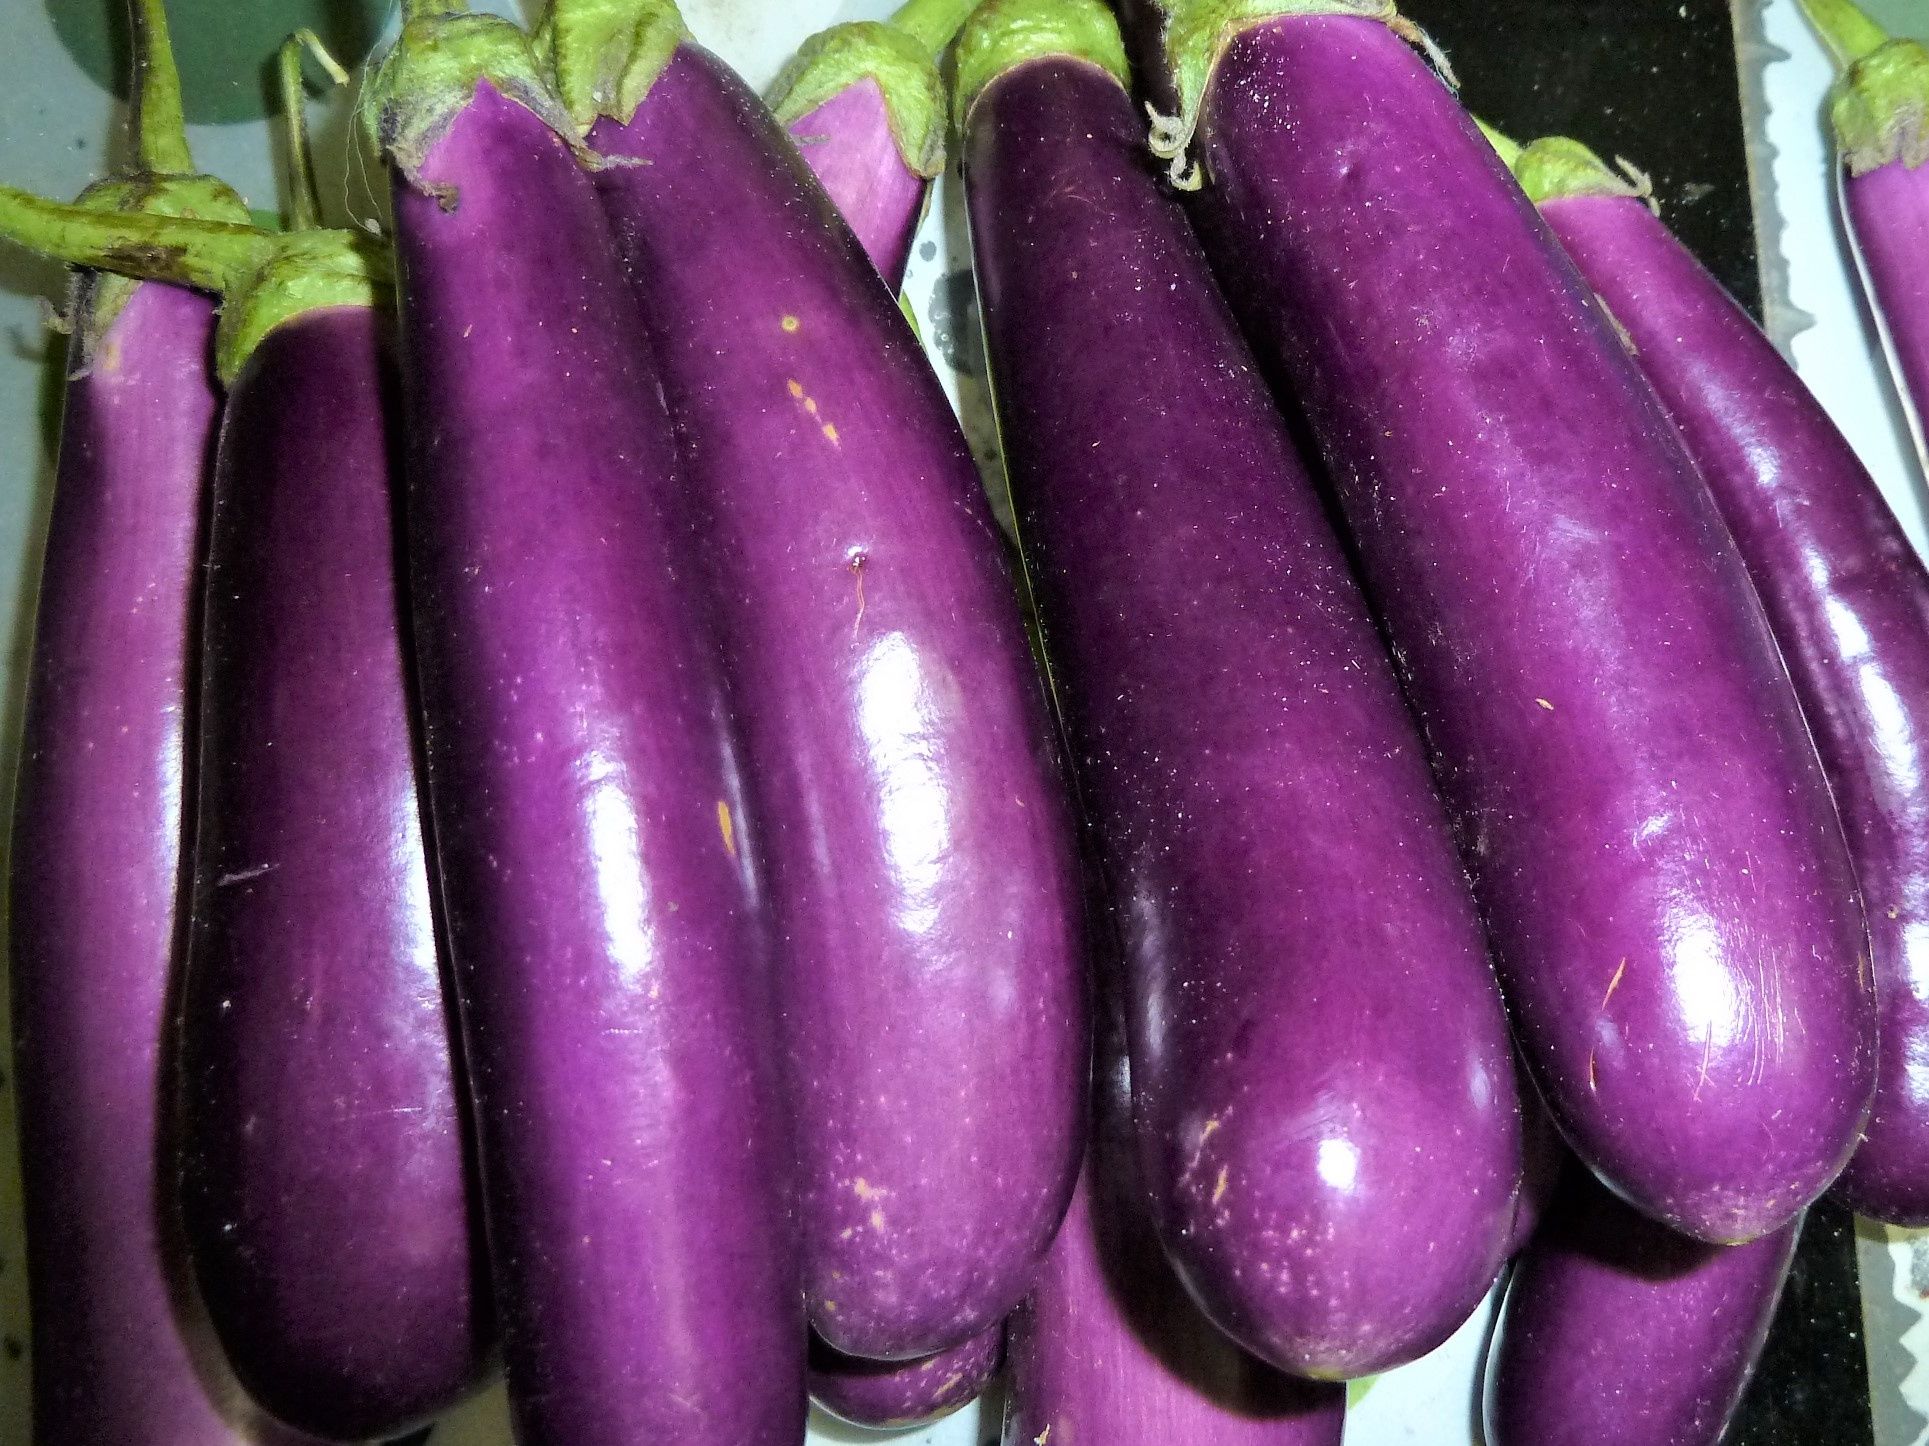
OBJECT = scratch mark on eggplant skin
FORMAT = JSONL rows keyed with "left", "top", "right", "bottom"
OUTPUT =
{"left": 215, "top": 862, "right": 279, "bottom": 887}
{"left": 850, "top": 552, "right": 868, "bottom": 636}
{"left": 716, "top": 800, "right": 735, "bottom": 858}
{"left": 1212, "top": 1166, "right": 1229, "bottom": 1206}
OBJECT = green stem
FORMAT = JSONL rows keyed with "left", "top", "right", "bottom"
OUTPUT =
{"left": 129, "top": 0, "right": 194, "bottom": 175}
{"left": 1474, "top": 117, "right": 1522, "bottom": 170}
{"left": 0, "top": 183, "right": 270, "bottom": 293}
{"left": 1795, "top": 0, "right": 1890, "bottom": 68}
{"left": 888, "top": 0, "right": 980, "bottom": 53}
{"left": 404, "top": 0, "right": 470, "bottom": 21}
{"left": 278, "top": 31, "right": 349, "bottom": 231}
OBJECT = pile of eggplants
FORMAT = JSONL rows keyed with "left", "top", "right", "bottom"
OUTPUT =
{"left": 1, "top": 0, "right": 1923, "bottom": 1441}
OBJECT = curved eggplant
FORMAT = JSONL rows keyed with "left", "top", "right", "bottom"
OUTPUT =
{"left": 1505, "top": 137, "right": 1929, "bottom": 1225}
{"left": 809, "top": 1327, "right": 1002, "bottom": 1431}
{"left": 538, "top": 0, "right": 1086, "bottom": 1361}
{"left": 959, "top": 1, "right": 1519, "bottom": 1379}
{"left": 1134, "top": 0, "right": 1873, "bottom": 1244}
{"left": 1485, "top": 1164, "right": 1798, "bottom": 1446}
{"left": 363, "top": 8, "right": 803, "bottom": 1440}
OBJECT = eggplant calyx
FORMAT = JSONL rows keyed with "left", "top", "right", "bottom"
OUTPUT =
{"left": 772, "top": 24, "right": 949, "bottom": 179}
{"left": 1829, "top": 39, "right": 1929, "bottom": 175}
{"left": 363, "top": 7, "right": 585, "bottom": 196}
{"left": 1503, "top": 134, "right": 1651, "bottom": 210}
{"left": 533, "top": 0, "right": 687, "bottom": 133}
{"left": 1148, "top": 0, "right": 1426, "bottom": 189}
{"left": 215, "top": 230, "right": 392, "bottom": 383}
{"left": 954, "top": 0, "right": 1131, "bottom": 132}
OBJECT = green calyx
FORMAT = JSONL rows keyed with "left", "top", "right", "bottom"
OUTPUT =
{"left": 953, "top": 0, "right": 1132, "bottom": 130}
{"left": 771, "top": 24, "right": 949, "bottom": 178}
{"left": 0, "top": 184, "right": 389, "bottom": 383}
{"left": 363, "top": 3, "right": 582, "bottom": 192}
{"left": 1512, "top": 136, "right": 1646, "bottom": 205}
{"left": 532, "top": 0, "right": 687, "bottom": 133}
{"left": 1148, "top": 0, "right": 1413, "bottom": 186}
{"left": 1829, "top": 39, "right": 1929, "bottom": 174}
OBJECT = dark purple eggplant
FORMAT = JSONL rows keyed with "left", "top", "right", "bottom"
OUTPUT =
{"left": 809, "top": 1327, "right": 1002, "bottom": 1431}
{"left": 0, "top": 5, "right": 321, "bottom": 1440}
{"left": 1493, "top": 131, "right": 1929, "bottom": 1225}
{"left": 957, "top": 0, "right": 1519, "bottom": 1379}
{"left": 362, "top": 6, "right": 803, "bottom": 1440}
{"left": 1485, "top": 1163, "right": 1798, "bottom": 1446}
{"left": 769, "top": 0, "right": 974, "bottom": 288}
{"left": 1796, "top": 0, "right": 1929, "bottom": 467}
{"left": 536, "top": 0, "right": 1086, "bottom": 1362}
{"left": 1126, "top": 0, "right": 1874, "bottom": 1244}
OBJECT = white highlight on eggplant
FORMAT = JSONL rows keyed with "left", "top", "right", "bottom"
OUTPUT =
{"left": 1316, "top": 1136, "right": 1362, "bottom": 1194}
{"left": 584, "top": 766, "right": 658, "bottom": 987}
{"left": 1668, "top": 914, "right": 1750, "bottom": 1056}
{"left": 856, "top": 631, "right": 952, "bottom": 937}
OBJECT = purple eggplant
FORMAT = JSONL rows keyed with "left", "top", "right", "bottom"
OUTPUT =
{"left": 1128, "top": 0, "right": 1874, "bottom": 1244}
{"left": 958, "top": 0, "right": 1518, "bottom": 1379}
{"left": 537, "top": 0, "right": 1086, "bottom": 1361}
{"left": 173, "top": 48, "right": 492, "bottom": 1440}
{"left": 1797, "top": 0, "right": 1929, "bottom": 466}
{"left": 362, "top": 6, "right": 803, "bottom": 1440}
{"left": 1494, "top": 132, "right": 1929, "bottom": 1225}
{"left": 809, "top": 1327, "right": 1002, "bottom": 1431}
{"left": 1, "top": 5, "right": 322, "bottom": 1440}
{"left": 1485, "top": 1163, "right": 1798, "bottom": 1446}
{"left": 770, "top": 0, "right": 975, "bottom": 288}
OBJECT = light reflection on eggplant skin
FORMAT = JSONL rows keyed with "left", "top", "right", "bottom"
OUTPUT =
{"left": 583, "top": 763, "right": 658, "bottom": 989}
{"left": 855, "top": 631, "right": 952, "bottom": 939}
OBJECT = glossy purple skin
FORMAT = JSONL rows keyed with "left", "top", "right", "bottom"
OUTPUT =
{"left": 1542, "top": 191, "right": 1929, "bottom": 1223}
{"left": 809, "top": 1326, "right": 1002, "bottom": 1430}
{"left": 1846, "top": 160, "right": 1929, "bottom": 461}
{"left": 8, "top": 281, "right": 314, "bottom": 1446}
{"left": 589, "top": 47, "right": 1085, "bottom": 1360}
{"left": 965, "top": 56, "right": 1518, "bottom": 1378}
{"left": 1179, "top": 14, "right": 1873, "bottom": 1243}
{"left": 180, "top": 304, "right": 492, "bottom": 1441}
{"left": 787, "top": 77, "right": 925, "bottom": 289}
{"left": 1508, "top": 1071, "right": 1566, "bottom": 1257}
{"left": 389, "top": 83, "right": 803, "bottom": 1444}
{"left": 1004, "top": 989, "right": 1344, "bottom": 1446}
{"left": 1485, "top": 1165, "right": 1797, "bottom": 1446}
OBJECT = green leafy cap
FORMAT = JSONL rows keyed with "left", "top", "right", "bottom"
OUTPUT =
{"left": 1796, "top": 0, "right": 1929, "bottom": 173}
{"left": 953, "top": 0, "right": 1132, "bottom": 130}
{"left": 532, "top": 0, "right": 688, "bottom": 133}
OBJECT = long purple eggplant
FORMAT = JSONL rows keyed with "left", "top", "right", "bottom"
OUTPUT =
{"left": 1485, "top": 1163, "right": 1798, "bottom": 1446}
{"left": 809, "top": 1327, "right": 1002, "bottom": 1431}
{"left": 362, "top": 6, "right": 803, "bottom": 1440}
{"left": 1495, "top": 131, "right": 1929, "bottom": 1226}
{"left": 173, "top": 49, "right": 492, "bottom": 1441}
{"left": 958, "top": 0, "right": 1518, "bottom": 1379}
{"left": 1797, "top": 0, "right": 1929, "bottom": 468}
{"left": 770, "top": 0, "right": 974, "bottom": 288}
{"left": 1126, "top": 0, "right": 1874, "bottom": 1244}
{"left": 537, "top": 0, "right": 1086, "bottom": 1361}
{"left": 1, "top": 6, "right": 319, "bottom": 1441}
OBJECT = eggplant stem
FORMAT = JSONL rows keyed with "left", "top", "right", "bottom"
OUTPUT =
{"left": 0, "top": 184, "right": 270, "bottom": 294}
{"left": 279, "top": 30, "right": 349, "bottom": 231}
{"left": 888, "top": 0, "right": 979, "bottom": 54}
{"left": 1796, "top": 0, "right": 1890, "bottom": 67}
{"left": 1474, "top": 117, "right": 1523, "bottom": 170}
{"left": 129, "top": 0, "right": 194, "bottom": 175}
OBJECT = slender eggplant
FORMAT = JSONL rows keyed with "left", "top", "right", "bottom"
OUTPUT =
{"left": 1126, "top": 0, "right": 1874, "bottom": 1244}
{"left": 171, "top": 43, "right": 494, "bottom": 1440}
{"left": 958, "top": 0, "right": 1518, "bottom": 1379}
{"left": 769, "top": 0, "right": 975, "bottom": 288}
{"left": 1, "top": 5, "right": 320, "bottom": 1441}
{"left": 536, "top": 0, "right": 1086, "bottom": 1361}
{"left": 809, "top": 1327, "right": 1002, "bottom": 1431}
{"left": 1485, "top": 1163, "right": 1798, "bottom": 1446}
{"left": 1796, "top": 0, "right": 1929, "bottom": 470}
{"left": 361, "top": 6, "right": 803, "bottom": 1440}
{"left": 1493, "top": 131, "right": 1929, "bottom": 1226}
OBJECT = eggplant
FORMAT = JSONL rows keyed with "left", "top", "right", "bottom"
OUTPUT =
{"left": 1, "top": 6, "right": 320, "bottom": 1440}
{"left": 958, "top": 0, "right": 1518, "bottom": 1380}
{"left": 537, "top": 0, "right": 1086, "bottom": 1361}
{"left": 809, "top": 1327, "right": 1002, "bottom": 1431}
{"left": 362, "top": 7, "right": 803, "bottom": 1440}
{"left": 1493, "top": 132, "right": 1929, "bottom": 1226}
{"left": 1796, "top": 0, "right": 1929, "bottom": 468}
{"left": 1126, "top": 0, "right": 1874, "bottom": 1244}
{"left": 1485, "top": 1163, "right": 1798, "bottom": 1446}
{"left": 769, "top": 0, "right": 974, "bottom": 288}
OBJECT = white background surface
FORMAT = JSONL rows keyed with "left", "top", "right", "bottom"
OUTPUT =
{"left": 1, "top": 1, "right": 1926, "bottom": 1442}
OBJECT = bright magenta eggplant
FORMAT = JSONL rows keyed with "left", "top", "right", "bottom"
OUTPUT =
{"left": 809, "top": 1328, "right": 1002, "bottom": 1431}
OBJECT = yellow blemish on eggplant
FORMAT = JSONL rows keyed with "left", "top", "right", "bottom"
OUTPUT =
{"left": 781, "top": 314, "right": 801, "bottom": 333}
{"left": 822, "top": 422, "right": 841, "bottom": 445}
{"left": 853, "top": 1177, "right": 884, "bottom": 1200}
{"left": 805, "top": 397, "right": 819, "bottom": 416}
{"left": 717, "top": 800, "right": 736, "bottom": 857}
{"left": 1211, "top": 1166, "right": 1229, "bottom": 1206}
{"left": 1200, "top": 1116, "right": 1221, "bottom": 1143}
{"left": 787, "top": 378, "right": 805, "bottom": 398}
{"left": 1036, "top": 1426, "right": 1051, "bottom": 1445}
{"left": 823, "top": 1300, "right": 838, "bottom": 1313}
{"left": 1536, "top": 697, "right": 1555, "bottom": 711}
{"left": 869, "top": 1209, "right": 885, "bottom": 1230}
{"left": 98, "top": 336, "right": 123, "bottom": 373}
